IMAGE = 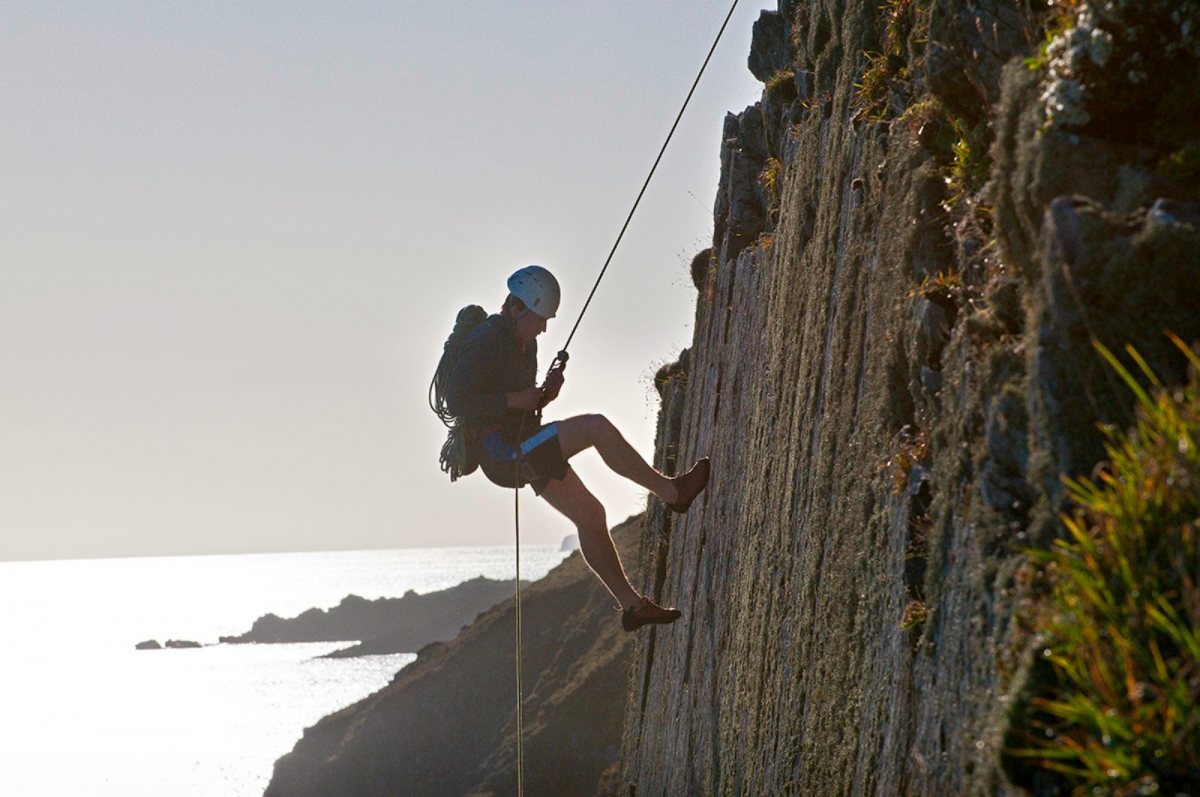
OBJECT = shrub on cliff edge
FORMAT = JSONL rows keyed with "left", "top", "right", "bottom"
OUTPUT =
{"left": 1009, "top": 337, "right": 1200, "bottom": 794}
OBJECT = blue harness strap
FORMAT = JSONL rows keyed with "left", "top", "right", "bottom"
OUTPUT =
{"left": 481, "top": 423, "right": 558, "bottom": 462}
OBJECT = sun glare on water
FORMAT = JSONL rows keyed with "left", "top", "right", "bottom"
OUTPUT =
{"left": 0, "top": 546, "right": 566, "bottom": 796}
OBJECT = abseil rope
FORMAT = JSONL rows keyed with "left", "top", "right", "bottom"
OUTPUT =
{"left": 510, "top": 3, "right": 740, "bottom": 794}
{"left": 558, "top": 0, "right": 742, "bottom": 357}
{"left": 513, "top": 436, "right": 526, "bottom": 797}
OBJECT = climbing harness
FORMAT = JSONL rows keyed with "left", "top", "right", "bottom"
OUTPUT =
{"left": 508, "top": 2, "right": 741, "bottom": 793}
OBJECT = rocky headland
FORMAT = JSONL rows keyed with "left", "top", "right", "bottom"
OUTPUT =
{"left": 265, "top": 517, "right": 642, "bottom": 796}
{"left": 219, "top": 576, "right": 520, "bottom": 656}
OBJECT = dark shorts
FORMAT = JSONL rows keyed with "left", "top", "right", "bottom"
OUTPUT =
{"left": 478, "top": 423, "right": 570, "bottom": 495}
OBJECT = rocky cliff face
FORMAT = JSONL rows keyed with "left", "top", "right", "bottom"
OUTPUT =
{"left": 622, "top": 2, "right": 1199, "bottom": 795}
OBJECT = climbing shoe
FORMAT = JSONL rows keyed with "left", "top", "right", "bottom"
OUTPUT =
{"left": 621, "top": 596, "right": 682, "bottom": 632}
{"left": 666, "top": 457, "right": 711, "bottom": 513}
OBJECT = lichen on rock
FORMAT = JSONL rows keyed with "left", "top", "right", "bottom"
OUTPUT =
{"left": 1034, "top": 0, "right": 1200, "bottom": 156}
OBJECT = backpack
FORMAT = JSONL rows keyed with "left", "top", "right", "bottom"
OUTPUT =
{"left": 429, "top": 305, "right": 489, "bottom": 481}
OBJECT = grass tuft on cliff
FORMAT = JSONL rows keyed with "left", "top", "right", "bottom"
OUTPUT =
{"left": 853, "top": 0, "right": 928, "bottom": 121}
{"left": 1008, "top": 336, "right": 1200, "bottom": 794}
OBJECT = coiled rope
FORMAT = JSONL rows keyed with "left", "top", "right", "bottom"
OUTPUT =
{"left": 510, "top": 3, "right": 740, "bottom": 794}
{"left": 429, "top": 305, "right": 489, "bottom": 481}
{"left": 429, "top": 305, "right": 489, "bottom": 427}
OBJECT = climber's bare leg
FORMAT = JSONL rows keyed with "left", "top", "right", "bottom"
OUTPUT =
{"left": 538, "top": 468, "right": 641, "bottom": 611}
{"left": 554, "top": 414, "right": 678, "bottom": 503}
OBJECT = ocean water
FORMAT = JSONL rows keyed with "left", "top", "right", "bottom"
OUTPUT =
{"left": 0, "top": 545, "right": 571, "bottom": 797}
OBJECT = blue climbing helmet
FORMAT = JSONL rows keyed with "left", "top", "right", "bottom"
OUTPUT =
{"left": 507, "top": 265, "right": 560, "bottom": 319}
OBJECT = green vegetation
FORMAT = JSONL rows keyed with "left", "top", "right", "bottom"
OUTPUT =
{"left": 765, "top": 68, "right": 795, "bottom": 94}
{"left": 897, "top": 97, "right": 943, "bottom": 137}
{"left": 854, "top": 50, "right": 901, "bottom": 122}
{"left": 1022, "top": 1, "right": 1078, "bottom": 74}
{"left": 912, "top": 268, "right": 962, "bottom": 309}
{"left": 886, "top": 424, "right": 930, "bottom": 494}
{"left": 853, "top": 0, "right": 928, "bottom": 121}
{"left": 897, "top": 98, "right": 993, "bottom": 214}
{"left": 1008, "top": 337, "right": 1200, "bottom": 794}
{"left": 759, "top": 157, "right": 782, "bottom": 215}
{"left": 788, "top": 1, "right": 808, "bottom": 49}
{"left": 945, "top": 117, "right": 991, "bottom": 210}
{"left": 901, "top": 598, "right": 928, "bottom": 631}
{"left": 1155, "top": 143, "right": 1200, "bottom": 200}
{"left": 761, "top": 157, "right": 780, "bottom": 190}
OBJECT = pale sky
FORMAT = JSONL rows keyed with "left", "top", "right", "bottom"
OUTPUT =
{"left": 2, "top": 1, "right": 774, "bottom": 560}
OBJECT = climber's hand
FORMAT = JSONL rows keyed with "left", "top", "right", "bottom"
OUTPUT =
{"left": 540, "top": 366, "right": 565, "bottom": 406}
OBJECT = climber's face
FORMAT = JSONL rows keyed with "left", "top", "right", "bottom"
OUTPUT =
{"left": 513, "top": 307, "right": 547, "bottom": 345}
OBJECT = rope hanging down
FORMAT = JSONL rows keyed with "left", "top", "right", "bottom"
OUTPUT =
{"left": 513, "top": 454, "right": 525, "bottom": 797}
{"left": 511, "top": 3, "right": 740, "bottom": 795}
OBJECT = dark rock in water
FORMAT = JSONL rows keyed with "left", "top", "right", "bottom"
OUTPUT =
{"left": 164, "top": 640, "right": 201, "bottom": 649}
{"left": 559, "top": 534, "right": 579, "bottom": 552}
{"left": 135, "top": 639, "right": 161, "bottom": 650}
{"left": 265, "top": 518, "right": 642, "bottom": 797}
{"left": 220, "top": 576, "right": 521, "bottom": 656}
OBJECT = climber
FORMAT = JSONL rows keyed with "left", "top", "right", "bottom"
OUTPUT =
{"left": 441, "top": 265, "right": 710, "bottom": 631}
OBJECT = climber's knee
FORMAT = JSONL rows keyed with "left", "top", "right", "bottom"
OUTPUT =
{"left": 557, "top": 414, "right": 611, "bottom": 459}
